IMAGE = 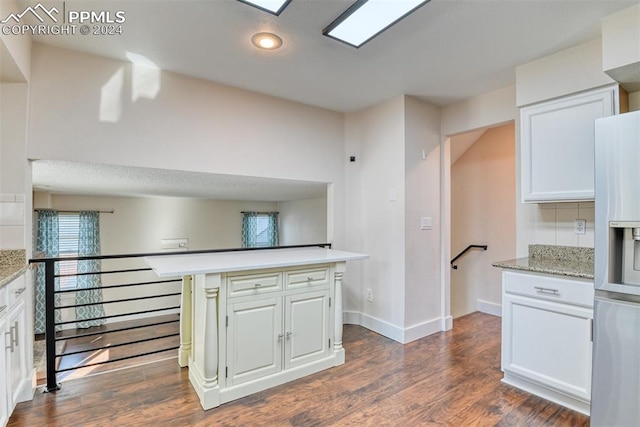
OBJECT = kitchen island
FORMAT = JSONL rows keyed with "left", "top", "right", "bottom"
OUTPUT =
{"left": 145, "top": 246, "right": 368, "bottom": 410}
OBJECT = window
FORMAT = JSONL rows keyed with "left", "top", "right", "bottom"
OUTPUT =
{"left": 242, "top": 212, "right": 279, "bottom": 248}
{"left": 58, "top": 213, "right": 80, "bottom": 290}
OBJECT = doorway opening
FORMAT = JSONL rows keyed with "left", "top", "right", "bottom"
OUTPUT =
{"left": 448, "top": 122, "right": 516, "bottom": 319}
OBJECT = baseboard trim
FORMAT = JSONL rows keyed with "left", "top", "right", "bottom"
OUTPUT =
{"left": 477, "top": 300, "right": 502, "bottom": 317}
{"left": 344, "top": 311, "right": 442, "bottom": 344}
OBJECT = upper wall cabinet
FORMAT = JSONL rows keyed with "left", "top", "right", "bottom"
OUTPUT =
{"left": 521, "top": 84, "right": 626, "bottom": 203}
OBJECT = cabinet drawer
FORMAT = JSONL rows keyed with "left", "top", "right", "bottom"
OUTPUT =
{"left": 285, "top": 266, "right": 330, "bottom": 290}
{"left": 6, "top": 274, "right": 27, "bottom": 308}
{"left": 504, "top": 271, "right": 593, "bottom": 308}
{"left": 227, "top": 271, "right": 282, "bottom": 298}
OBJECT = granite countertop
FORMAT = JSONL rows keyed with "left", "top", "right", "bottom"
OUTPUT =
{"left": 0, "top": 249, "right": 28, "bottom": 288}
{"left": 492, "top": 244, "right": 594, "bottom": 280}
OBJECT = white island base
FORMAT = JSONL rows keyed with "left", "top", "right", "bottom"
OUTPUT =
{"left": 146, "top": 247, "right": 368, "bottom": 410}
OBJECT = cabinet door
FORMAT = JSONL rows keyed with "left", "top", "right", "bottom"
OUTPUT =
{"left": 502, "top": 293, "right": 592, "bottom": 401}
{"left": 6, "top": 300, "right": 27, "bottom": 409}
{"left": 226, "top": 297, "right": 282, "bottom": 386}
{"left": 0, "top": 316, "right": 8, "bottom": 427}
{"left": 284, "top": 290, "right": 329, "bottom": 369}
{"left": 521, "top": 86, "right": 616, "bottom": 202}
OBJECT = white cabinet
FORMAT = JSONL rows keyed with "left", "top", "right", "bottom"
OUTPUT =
{"left": 226, "top": 288, "right": 330, "bottom": 387}
{"left": 0, "top": 305, "right": 8, "bottom": 427}
{"left": 1, "top": 272, "right": 32, "bottom": 427}
{"left": 226, "top": 297, "right": 283, "bottom": 386}
{"left": 521, "top": 85, "right": 621, "bottom": 203}
{"left": 182, "top": 256, "right": 355, "bottom": 410}
{"left": 501, "top": 270, "right": 594, "bottom": 415}
{"left": 225, "top": 268, "right": 330, "bottom": 388}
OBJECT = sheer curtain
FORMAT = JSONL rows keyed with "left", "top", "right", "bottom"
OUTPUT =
{"left": 75, "top": 211, "right": 106, "bottom": 328}
{"left": 35, "top": 210, "right": 60, "bottom": 334}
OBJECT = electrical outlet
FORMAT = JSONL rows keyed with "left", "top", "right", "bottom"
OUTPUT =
{"left": 366, "top": 288, "right": 373, "bottom": 303}
{"left": 574, "top": 219, "right": 586, "bottom": 235}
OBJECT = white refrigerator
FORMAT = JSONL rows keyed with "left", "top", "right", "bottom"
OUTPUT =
{"left": 592, "top": 110, "right": 640, "bottom": 426}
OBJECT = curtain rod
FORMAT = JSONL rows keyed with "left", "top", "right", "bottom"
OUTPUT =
{"left": 240, "top": 211, "right": 279, "bottom": 214}
{"left": 34, "top": 209, "right": 115, "bottom": 214}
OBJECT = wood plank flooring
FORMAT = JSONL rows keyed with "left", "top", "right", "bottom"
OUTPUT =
{"left": 9, "top": 312, "right": 589, "bottom": 426}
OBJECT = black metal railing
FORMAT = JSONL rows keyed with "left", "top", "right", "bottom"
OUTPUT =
{"left": 450, "top": 245, "right": 488, "bottom": 269}
{"left": 30, "top": 243, "right": 331, "bottom": 392}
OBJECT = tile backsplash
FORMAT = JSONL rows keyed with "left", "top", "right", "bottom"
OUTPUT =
{"left": 0, "top": 193, "right": 25, "bottom": 249}
{"left": 534, "top": 202, "right": 594, "bottom": 248}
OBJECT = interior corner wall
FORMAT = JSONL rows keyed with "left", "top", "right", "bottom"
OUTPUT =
{"left": 403, "top": 96, "right": 442, "bottom": 338}
{"left": 343, "top": 96, "right": 407, "bottom": 338}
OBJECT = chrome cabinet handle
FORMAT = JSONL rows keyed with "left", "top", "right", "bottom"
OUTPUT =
{"left": 534, "top": 286, "right": 559, "bottom": 295}
{"left": 286, "top": 332, "right": 292, "bottom": 339}
{"left": 254, "top": 283, "right": 262, "bottom": 288}
{"left": 6, "top": 321, "right": 18, "bottom": 352}
{"left": 277, "top": 333, "right": 285, "bottom": 340}
{"left": 5, "top": 331, "right": 12, "bottom": 351}
{"left": 11, "top": 321, "right": 18, "bottom": 349}
{"left": 15, "top": 287, "right": 26, "bottom": 296}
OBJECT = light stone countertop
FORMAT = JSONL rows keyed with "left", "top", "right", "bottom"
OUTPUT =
{"left": 492, "top": 244, "right": 594, "bottom": 280}
{"left": 145, "top": 246, "right": 369, "bottom": 277}
{"left": 0, "top": 249, "right": 27, "bottom": 288}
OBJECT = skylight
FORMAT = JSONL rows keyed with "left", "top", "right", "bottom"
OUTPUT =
{"left": 237, "top": 0, "right": 291, "bottom": 16}
{"left": 323, "top": 0, "right": 430, "bottom": 48}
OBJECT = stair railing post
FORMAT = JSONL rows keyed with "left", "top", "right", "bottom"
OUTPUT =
{"left": 45, "top": 259, "right": 61, "bottom": 392}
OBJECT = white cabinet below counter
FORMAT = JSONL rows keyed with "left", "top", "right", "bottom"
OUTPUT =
{"left": 520, "top": 84, "right": 626, "bottom": 203}
{"left": 1, "top": 272, "right": 33, "bottom": 427}
{"left": 501, "top": 270, "right": 594, "bottom": 416}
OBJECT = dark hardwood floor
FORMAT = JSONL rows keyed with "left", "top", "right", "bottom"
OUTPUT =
{"left": 10, "top": 312, "right": 589, "bottom": 426}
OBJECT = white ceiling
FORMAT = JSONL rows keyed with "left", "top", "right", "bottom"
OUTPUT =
{"left": 21, "top": 0, "right": 638, "bottom": 111}
{"left": 20, "top": 0, "right": 640, "bottom": 200}
{"left": 32, "top": 160, "right": 328, "bottom": 201}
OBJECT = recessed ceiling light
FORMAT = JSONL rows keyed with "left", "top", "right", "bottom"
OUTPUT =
{"left": 237, "top": 0, "right": 292, "bottom": 16}
{"left": 251, "top": 32, "right": 283, "bottom": 50}
{"left": 323, "top": 0, "right": 431, "bottom": 48}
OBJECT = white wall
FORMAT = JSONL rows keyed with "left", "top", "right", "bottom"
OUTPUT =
{"left": 602, "top": 4, "right": 640, "bottom": 74}
{"left": 515, "top": 39, "right": 616, "bottom": 107}
{"left": 278, "top": 197, "right": 327, "bottom": 246}
{"left": 344, "top": 96, "right": 406, "bottom": 332}
{"left": 27, "top": 44, "right": 347, "bottom": 247}
{"left": 343, "top": 95, "right": 442, "bottom": 343}
{"left": 0, "top": 0, "right": 31, "bottom": 81}
{"left": 451, "top": 123, "right": 515, "bottom": 318}
{"left": 403, "top": 96, "right": 441, "bottom": 337}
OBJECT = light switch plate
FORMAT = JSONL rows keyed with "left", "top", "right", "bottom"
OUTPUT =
{"left": 420, "top": 217, "right": 432, "bottom": 230}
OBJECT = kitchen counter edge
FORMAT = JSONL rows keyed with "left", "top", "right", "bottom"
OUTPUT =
{"left": 492, "top": 257, "right": 594, "bottom": 280}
